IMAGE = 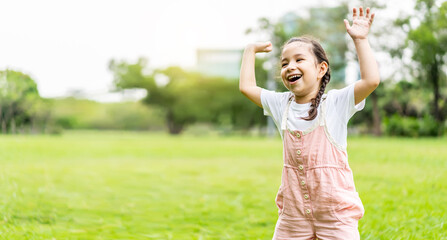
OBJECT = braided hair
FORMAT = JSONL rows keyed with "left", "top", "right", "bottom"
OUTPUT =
{"left": 282, "top": 36, "right": 331, "bottom": 121}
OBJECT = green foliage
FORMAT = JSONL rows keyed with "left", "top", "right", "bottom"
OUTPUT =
{"left": 109, "top": 59, "right": 267, "bottom": 135}
{"left": 385, "top": 114, "right": 419, "bottom": 137}
{"left": 384, "top": 114, "right": 442, "bottom": 137}
{"left": 0, "top": 132, "right": 446, "bottom": 239}
{"left": 109, "top": 60, "right": 186, "bottom": 133}
{"left": 0, "top": 69, "right": 51, "bottom": 134}
{"left": 51, "top": 98, "right": 165, "bottom": 131}
{"left": 393, "top": 0, "right": 447, "bottom": 122}
{"left": 352, "top": 80, "right": 445, "bottom": 136}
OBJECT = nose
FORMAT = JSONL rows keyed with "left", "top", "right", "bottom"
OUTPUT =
{"left": 287, "top": 62, "right": 297, "bottom": 71}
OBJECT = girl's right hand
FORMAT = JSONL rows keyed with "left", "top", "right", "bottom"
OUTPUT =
{"left": 247, "top": 42, "right": 273, "bottom": 53}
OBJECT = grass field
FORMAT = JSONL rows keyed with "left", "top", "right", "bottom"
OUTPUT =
{"left": 0, "top": 131, "right": 446, "bottom": 239}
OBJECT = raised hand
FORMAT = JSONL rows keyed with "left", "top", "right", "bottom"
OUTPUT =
{"left": 344, "top": 7, "right": 375, "bottom": 40}
{"left": 248, "top": 42, "right": 273, "bottom": 53}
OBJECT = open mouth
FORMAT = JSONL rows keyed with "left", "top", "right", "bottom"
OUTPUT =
{"left": 287, "top": 74, "right": 302, "bottom": 84}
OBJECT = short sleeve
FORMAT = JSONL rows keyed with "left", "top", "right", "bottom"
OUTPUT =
{"left": 260, "top": 89, "right": 290, "bottom": 131}
{"left": 326, "top": 82, "right": 365, "bottom": 123}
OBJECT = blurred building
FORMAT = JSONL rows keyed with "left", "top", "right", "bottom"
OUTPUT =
{"left": 196, "top": 49, "right": 242, "bottom": 79}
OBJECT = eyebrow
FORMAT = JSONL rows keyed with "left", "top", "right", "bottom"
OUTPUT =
{"left": 281, "top": 53, "right": 305, "bottom": 61}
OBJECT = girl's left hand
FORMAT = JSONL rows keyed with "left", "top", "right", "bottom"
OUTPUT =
{"left": 344, "top": 7, "right": 375, "bottom": 40}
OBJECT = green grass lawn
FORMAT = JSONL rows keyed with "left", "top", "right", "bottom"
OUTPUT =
{"left": 0, "top": 131, "right": 446, "bottom": 239}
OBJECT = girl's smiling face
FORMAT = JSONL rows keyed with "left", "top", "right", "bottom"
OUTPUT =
{"left": 280, "top": 42, "right": 327, "bottom": 103}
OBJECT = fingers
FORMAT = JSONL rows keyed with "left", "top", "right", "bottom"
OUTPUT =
{"left": 265, "top": 42, "right": 273, "bottom": 52}
{"left": 343, "top": 19, "right": 351, "bottom": 31}
{"left": 263, "top": 41, "right": 272, "bottom": 49}
{"left": 370, "top": 13, "right": 375, "bottom": 25}
{"left": 255, "top": 41, "right": 272, "bottom": 53}
{"left": 353, "top": 6, "right": 374, "bottom": 22}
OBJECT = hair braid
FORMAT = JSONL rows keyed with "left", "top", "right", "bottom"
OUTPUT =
{"left": 302, "top": 70, "right": 331, "bottom": 121}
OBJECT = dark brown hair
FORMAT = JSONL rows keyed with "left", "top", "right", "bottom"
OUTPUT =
{"left": 282, "top": 36, "right": 331, "bottom": 121}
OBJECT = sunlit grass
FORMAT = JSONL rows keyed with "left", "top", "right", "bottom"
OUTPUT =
{"left": 0, "top": 131, "right": 446, "bottom": 239}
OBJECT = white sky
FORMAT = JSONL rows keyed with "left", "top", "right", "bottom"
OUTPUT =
{"left": 0, "top": 0, "right": 414, "bottom": 101}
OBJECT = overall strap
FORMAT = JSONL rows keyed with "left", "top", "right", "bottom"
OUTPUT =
{"left": 281, "top": 95, "right": 294, "bottom": 131}
{"left": 318, "top": 95, "right": 328, "bottom": 126}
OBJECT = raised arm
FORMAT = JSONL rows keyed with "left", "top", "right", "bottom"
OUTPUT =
{"left": 344, "top": 7, "right": 380, "bottom": 105}
{"left": 239, "top": 42, "right": 272, "bottom": 108}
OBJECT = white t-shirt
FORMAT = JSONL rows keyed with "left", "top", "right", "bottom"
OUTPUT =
{"left": 261, "top": 82, "right": 365, "bottom": 150}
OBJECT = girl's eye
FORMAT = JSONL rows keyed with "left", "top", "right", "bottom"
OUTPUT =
{"left": 281, "top": 63, "right": 288, "bottom": 67}
{"left": 296, "top": 59, "right": 303, "bottom": 62}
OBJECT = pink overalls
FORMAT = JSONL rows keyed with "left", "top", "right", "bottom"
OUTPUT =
{"left": 272, "top": 96, "right": 364, "bottom": 240}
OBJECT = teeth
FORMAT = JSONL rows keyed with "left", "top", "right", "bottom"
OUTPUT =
{"left": 288, "top": 75, "right": 302, "bottom": 81}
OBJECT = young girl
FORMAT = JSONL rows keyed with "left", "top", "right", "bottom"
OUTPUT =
{"left": 239, "top": 7, "right": 379, "bottom": 240}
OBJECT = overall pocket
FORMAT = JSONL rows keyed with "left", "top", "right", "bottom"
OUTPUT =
{"left": 331, "top": 188, "right": 365, "bottom": 226}
{"left": 275, "top": 185, "right": 285, "bottom": 215}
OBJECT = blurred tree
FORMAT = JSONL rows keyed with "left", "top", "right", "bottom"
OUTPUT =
{"left": 109, "top": 58, "right": 265, "bottom": 134}
{"left": 51, "top": 97, "right": 165, "bottom": 131}
{"left": 110, "top": 58, "right": 182, "bottom": 134}
{"left": 22, "top": 90, "right": 52, "bottom": 133}
{"left": 393, "top": 0, "right": 447, "bottom": 133}
{"left": 0, "top": 70, "right": 43, "bottom": 134}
